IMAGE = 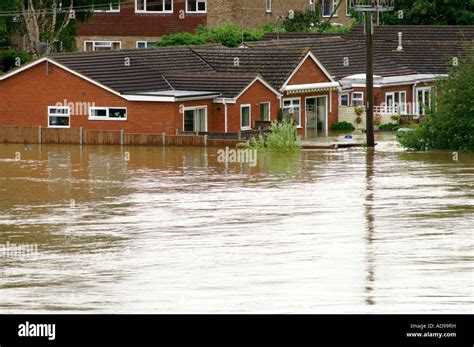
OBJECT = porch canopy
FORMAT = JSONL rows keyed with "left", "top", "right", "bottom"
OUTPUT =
{"left": 284, "top": 82, "right": 340, "bottom": 95}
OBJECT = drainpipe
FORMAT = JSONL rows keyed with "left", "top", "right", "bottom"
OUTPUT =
{"left": 413, "top": 82, "right": 417, "bottom": 118}
{"left": 224, "top": 101, "right": 228, "bottom": 133}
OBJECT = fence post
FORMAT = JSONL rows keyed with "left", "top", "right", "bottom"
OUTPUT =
{"left": 38, "top": 126, "right": 42, "bottom": 144}
{"left": 79, "top": 127, "right": 83, "bottom": 145}
{"left": 204, "top": 135, "right": 208, "bottom": 147}
{"left": 120, "top": 129, "right": 124, "bottom": 146}
{"left": 162, "top": 132, "right": 166, "bottom": 146}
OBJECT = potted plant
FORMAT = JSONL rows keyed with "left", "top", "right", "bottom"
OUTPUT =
{"left": 355, "top": 106, "right": 364, "bottom": 116}
{"left": 374, "top": 114, "right": 382, "bottom": 127}
{"left": 355, "top": 116, "right": 363, "bottom": 124}
{"left": 390, "top": 114, "right": 401, "bottom": 124}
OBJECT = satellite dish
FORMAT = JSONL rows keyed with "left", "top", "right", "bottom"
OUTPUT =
{"left": 36, "top": 42, "right": 48, "bottom": 54}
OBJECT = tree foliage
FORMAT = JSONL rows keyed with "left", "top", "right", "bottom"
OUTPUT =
{"left": 157, "top": 24, "right": 265, "bottom": 48}
{"left": 382, "top": 0, "right": 474, "bottom": 25}
{"left": 283, "top": 9, "right": 323, "bottom": 32}
{"left": 398, "top": 48, "right": 474, "bottom": 151}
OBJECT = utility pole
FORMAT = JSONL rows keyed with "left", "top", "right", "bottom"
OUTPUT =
{"left": 353, "top": 0, "right": 394, "bottom": 148}
{"left": 365, "top": 11, "right": 375, "bottom": 148}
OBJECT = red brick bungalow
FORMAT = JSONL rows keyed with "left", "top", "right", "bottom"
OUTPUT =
{"left": 0, "top": 46, "right": 339, "bottom": 137}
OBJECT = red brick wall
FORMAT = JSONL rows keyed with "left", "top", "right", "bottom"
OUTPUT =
{"left": 220, "top": 80, "right": 279, "bottom": 133}
{"left": 287, "top": 57, "right": 331, "bottom": 85}
{"left": 0, "top": 61, "right": 214, "bottom": 135}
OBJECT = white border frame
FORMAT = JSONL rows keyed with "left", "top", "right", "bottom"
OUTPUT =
{"left": 282, "top": 97, "right": 302, "bottom": 128}
{"left": 183, "top": 106, "right": 208, "bottom": 132}
{"left": 135, "top": 0, "right": 174, "bottom": 13}
{"left": 89, "top": 106, "right": 128, "bottom": 121}
{"left": 185, "top": 0, "right": 207, "bottom": 13}
{"left": 240, "top": 104, "right": 252, "bottom": 131}
{"left": 48, "top": 106, "right": 71, "bottom": 128}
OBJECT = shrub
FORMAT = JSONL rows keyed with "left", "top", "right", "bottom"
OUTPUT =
{"left": 398, "top": 48, "right": 474, "bottom": 151}
{"left": 0, "top": 49, "right": 28, "bottom": 73}
{"left": 332, "top": 121, "right": 355, "bottom": 131}
{"left": 373, "top": 114, "right": 382, "bottom": 126}
{"left": 283, "top": 9, "right": 322, "bottom": 32}
{"left": 265, "top": 121, "right": 301, "bottom": 152}
{"left": 378, "top": 123, "right": 401, "bottom": 131}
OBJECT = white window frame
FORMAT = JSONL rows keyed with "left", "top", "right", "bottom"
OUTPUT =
{"left": 83, "top": 40, "right": 121, "bottom": 52}
{"left": 136, "top": 41, "right": 157, "bottom": 49}
{"left": 260, "top": 102, "right": 271, "bottom": 121}
{"left": 282, "top": 97, "right": 302, "bottom": 128}
{"left": 186, "top": 0, "right": 207, "bottom": 13}
{"left": 183, "top": 106, "right": 208, "bottom": 132}
{"left": 321, "top": 0, "right": 337, "bottom": 18}
{"left": 352, "top": 92, "right": 364, "bottom": 107}
{"left": 48, "top": 106, "right": 71, "bottom": 128}
{"left": 346, "top": 0, "right": 354, "bottom": 16}
{"left": 135, "top": 0, "right": 173, "bottom": 13}
{"left": 89, "top": 107, "right": 128, "bottom": 121}
{"left": 416, "top": 87, "right": 432, "bottom": 116}
{"left": 385, "top": 91, "right": 407, "bottom": 115}
{"left": 240, "top": 104, "right": 252, "bottom": 130}
{"left": 339, "top": 93, "right": 350, "bottom": 106}
{"left": 94, "top": 1, "right": 120, "bottom": 12}
{"left": 266, "top": 0, "right": 272, "bottom": 13}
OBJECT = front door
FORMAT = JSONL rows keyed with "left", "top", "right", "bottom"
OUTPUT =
{"left": 306, "top": 96, "right": 328, "bottom": 138}
{"left": 416, "top": 88, "right": 431, "bottom": 116}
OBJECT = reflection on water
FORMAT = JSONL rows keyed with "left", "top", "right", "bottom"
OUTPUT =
{"left": 0, "top": 136, "right": 473, "bottom": 313}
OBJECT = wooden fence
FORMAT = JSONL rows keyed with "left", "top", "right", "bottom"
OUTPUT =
{"left": 0, "top": 126, "right": 240, "bottom": 147}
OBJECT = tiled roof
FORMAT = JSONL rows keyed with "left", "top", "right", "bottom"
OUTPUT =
{"left": 164, "top": 72, "right": 262, "bottom": 98}
{"left": 244, "top": 36, "right": 416, "bottom": 79}
{"left": 76, "top": 0, "right": 206, "bottom": 37}
{"left": 51, "top": 46, "right": 216, "bottom": 94}
{"left": 344, "top": 25, "right": 474, "bottom": 74}
{"left": 262, "top": 32, "right": 342, "bottom": 41}
{"left": 191, "top": 46, "right": 309, "bottom": 88}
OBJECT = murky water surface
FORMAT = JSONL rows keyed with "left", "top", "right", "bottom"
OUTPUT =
{"left": 0, "top": 134, "right": 473, "bottom": 313}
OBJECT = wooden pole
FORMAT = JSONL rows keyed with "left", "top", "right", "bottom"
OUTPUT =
{"left": 365, "top": 12, "right": 375, "bottom": 148}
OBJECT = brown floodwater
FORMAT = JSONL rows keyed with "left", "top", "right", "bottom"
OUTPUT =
{"left": 0, "top": 134, "right": 473, "bottom": 313}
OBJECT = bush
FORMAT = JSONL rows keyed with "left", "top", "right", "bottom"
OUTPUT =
{"left": 157, "top": 24, "right": 265, "bottom": 48}
{"left": 397, "top": 48, "right": 474, "bottom": 151}
{"left": 0, "top": 49, "right": 28, "bottom": 73}
{"left": 283, "top": 9, "right": 322, "bottom": 32}
{"left": 332, "top": 121, "right": 355, "bottom": 131}
{"left": 265, "top": 121, "right": 301, "bottom": 152}
{"left": 379, "top": 123, "right": 400, "bottom": 131}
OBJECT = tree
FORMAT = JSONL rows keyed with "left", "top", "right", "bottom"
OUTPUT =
{"left": 398, "top": 48, "right": 474, "bottom": 151}
{"left": 382, "top": 0, "right": 474, "bottom": 25}
{"left": 0, "top": 1, "right": 113, "bottom": 55}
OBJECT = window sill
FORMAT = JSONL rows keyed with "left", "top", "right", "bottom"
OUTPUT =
{"left": 89, "top": 117, "right": 128, "bottom": 121}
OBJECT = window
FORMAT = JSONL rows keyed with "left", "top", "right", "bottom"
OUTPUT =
{"left": 416, "top": 87, "right": 432, "bottom": 116}
{"left": 89, "top": 107, "right": 127, "bottom": 120}
{"left": 187, "top": 0, "right": 207, "bottom": 13}
{"left": 321, "top": 0, "right": 337, "bottom": 17}
{"left": 352, "top": 92, "right": 364, "bottom": 107}
{"left": 266, "top": 0, "right": 272, "bottom": 13}
{"left": 260, "top": 102, "right": 270, "bottom": 121}
{"left": 136, "top": 41, "right": 157, "bottom": 49}
{"left": 346, "top": 0, "right": 355, "bottom": 16}
{"left": 241, "top": 104, "right": 251, "bottom": 130}
{"left": 184, "top": 107, "right": 207, "bottom": 132}
{"left": 48, "top": 106, "right": 70, "bottom": 128}
{"left": 94, "top": 1, "right": 120, "bottom": 12}
{"left": 385, "top": 91, "right": 407, "bottom": 114}
{"left": 339, "top": 93, "right": 350, "bottom": 106}
{"left": 309, "top": 0, "right": 316, "bottom": 12}
{"left": 84, "top": 40, "right": 121, "bottom": 52}
{"left": 136, "top": 0, "right": 173, "bottom": 13}
{"left": 283, "top": 98, "right": 301, "bottom": 127}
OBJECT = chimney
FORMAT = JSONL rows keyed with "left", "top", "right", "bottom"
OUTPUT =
{"left": 397, "top": 32, "right": 404, "bottom": 51}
